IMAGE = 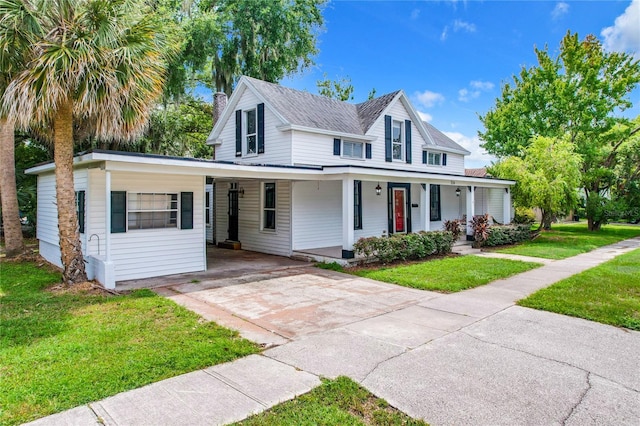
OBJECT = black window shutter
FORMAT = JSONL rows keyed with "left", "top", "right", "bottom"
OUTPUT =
{"left": 333, "top": 138, "right": 341, "bottom": 155}
{"left": 111, "top": 191, "right": 126, "bottom": 233}
{"left": 235, "top": 109, "right": 242, "bottom": 157}
{"left": 443, "top": 153, "right": 447, "bottom": 166}
{"left": 257, "top": 103, "right": 265, "bottom": 154}
{"left": 384, "top": 115, "right": 392, "bottom": 162}
{"left": 354, "top": 180, "right": 362, "bottom": 230}
{"left": 405, "top": 119, "right": 412, "bottom": 164}
{"left": 422, "top": 151, "right": 427, "bottom": 164}
{"left": 181, "top": 192, "right": 194, "bottom": 230}
{"left": 365, "top": 143, "right": 372, "bottom": 159}
{"left": 77, "top": 190, "right": 85, "bottom": 234}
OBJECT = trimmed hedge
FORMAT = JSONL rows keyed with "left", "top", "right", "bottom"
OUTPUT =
{"left": 353, "top": 231, "right": 454, "bottom": 264}
{"left": 484, "top": 224, "right": 532, "bottom": 247}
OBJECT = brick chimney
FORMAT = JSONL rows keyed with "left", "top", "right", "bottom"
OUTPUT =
{"left": 213, "top": 92, "right": 227, "bottom": 125}
{"left": 212, "top": 92, "right": 227, "bottom": 160}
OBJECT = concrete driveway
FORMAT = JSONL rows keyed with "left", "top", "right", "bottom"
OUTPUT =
{"left": 28, "top": 238, "right": 640, "bottom": 426}
{"left": 157, "top": 239, "right": 640, "bottom": 425}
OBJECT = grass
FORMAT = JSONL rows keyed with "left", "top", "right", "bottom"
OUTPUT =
{"left": 518, "top": 248, "right": 640, "bottom": 330}
{"left": 235, "top": 376, "right": 427, "bottom": 426}
{"left": 0, "top": 261, "right": 259, "bottom": 425}
{"left": 495, "top": 222, "right": 640, "bottom": 260}
{"left": 319, "top": 256, "right": 541, "bottom": 293}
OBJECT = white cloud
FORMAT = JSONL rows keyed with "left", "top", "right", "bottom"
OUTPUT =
{"left": 551, "top": 2, "right": 569, "bottom": 20}
{"left": 443, "top": 131, "right": 495, "bottom": 168}
{"left": 458, "top": 88, "right": 480, "bottom": 102}
{"left": 413, "top": 90, "right": 445, "bottom": 108}
{"left": 410, "top": 8, "right": 420, "bottom": 20}
{"left": 458, "top": 80, "right": 494, "bottom": 102}
{"left": 417, "top": 111, "right": 433, "bottom": 122}
{"left": 470, "top": 80, "right": 495, "bottom": 91}
{"left": 440, "top": 26, "right": 449, "bottom": 41}
{"left": 601, "top": 0, "right": 640, "bottom": 58}
{"left": 453, "top": 19, "right": 476, "bottom": 33}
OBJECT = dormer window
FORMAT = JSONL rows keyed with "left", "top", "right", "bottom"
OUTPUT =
{"left": 246, "top": 109, "right": 257, "bottom": 155}
{"left": 392, "top": 120, "right": 403, "bottom": 160}
{"left": 428, "top": 152, "right": 441, "bottom": 166}
{"left": 343, "top": 141, "right": 364, "bottom": 159}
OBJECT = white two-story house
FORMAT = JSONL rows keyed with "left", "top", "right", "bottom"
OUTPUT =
{"left": 28, "top": 76, "right": 514, "bottom": 288}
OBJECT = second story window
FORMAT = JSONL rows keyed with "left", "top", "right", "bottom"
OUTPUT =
{"left": 428, "top": 152, "right": 441, "bottom": 166}
{"left": 392, "top": 120, "right": 403, "bottom": 160}
{"left": 343, "top": 141, "right": 364, "bottom": 159}
{"left": 246, "top": 109, "right": 257, "bottom": 155}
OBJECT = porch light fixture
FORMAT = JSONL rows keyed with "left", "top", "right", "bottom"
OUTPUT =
{"left": 455, "top": 187, "right": 461, "bottom": 197}
{"left": 238, "top": 187, "right": 245, "bottom": 198}
{"left": 375, "top": 183, "right": 382, "bottom": 196}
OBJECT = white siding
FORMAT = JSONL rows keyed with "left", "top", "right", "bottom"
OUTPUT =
{"left": 37, "top": 169, "right": 90, "bottom": 266}
{"left": 205, "top": 183, "right": 215, "bottom": 243}
{"left": 292, "top": 181, "right": 341, "bottom": 250}
{"left": 108, "top": 172, "right": 205, "bottom": 281}
{"left": 215, "top": 179, "right": 292, "bottom": 257}
{"left": 291, "top": 99, "right": 466, "bottom": 175}
{"left": 85, "top": 169, "right": 107, "bottom": 257}
{"left": 355, "top": 181, "right": 393, "bottom": 239}
{"left": 215, "top": 86, "right": 292, "bottom": 164}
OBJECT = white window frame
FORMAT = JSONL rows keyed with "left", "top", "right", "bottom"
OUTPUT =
{"left": 127, "top": 192, "right": 178, "bottom": 230}
{"left": 205, "top": 190, "right": 212, "bottom": 228}
{"left": 342, "top": 140, "right": 364, "bottom": 159}
{"left": 392, "top": 120, "right": 404, "bottom": 161}
{"left": 261, "top": 182, "right": 276, "bottom": 231}
{"left": 245, "top": 108, "right": 257, "bottom": 156}
{"left": 427, "top": 152, "right": 442, "bottom": 166}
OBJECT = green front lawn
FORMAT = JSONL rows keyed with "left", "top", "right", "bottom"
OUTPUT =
{"left": 495, "top": 223, "right": 640, "bottom": 259}
{"left": 320, "top": 256, "right": 541, "bottom": 293}
{"left": 235, "top": 376, "right": 427, "bottom": 426}
{"left": 0, "top": 262, "right": 258, "bottom": 426}
{"left": 518, "top": 248, "right": 640, "bottom": 330}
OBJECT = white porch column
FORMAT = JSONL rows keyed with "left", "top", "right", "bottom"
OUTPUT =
{"left": 105, "top": 170, "right": 111, "bottom": 262}
{"left": 342, "top": 177, "right": 355, "bottom": 258}
{"left": 503, "top": 187, "right": 512, "bottom": 224}
{"left": 103, "top": 170, "right": 115, "bottom": 289}
{"left": 421, "top": 183, "right": 430, "bottom": 231}
{"left": 466, "top": 185, "right": 475, "bottom": 238}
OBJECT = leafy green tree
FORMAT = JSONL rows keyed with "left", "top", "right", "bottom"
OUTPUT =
{"left": 2, "top": 0, "right": 171, "bottom": 284}
{"left": 317, "top": 74, "right": 354, "bottom": 101}
{"left": 479, "top": 32, "right": 640, "bottom": 230}
{"left": 489, "top": 136, "right": 582, "bottom": 230}
{"left": 180, "top": 0, "right": 326, "bottom": 95}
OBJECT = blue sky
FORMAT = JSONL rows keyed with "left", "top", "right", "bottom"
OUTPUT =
{"left": 279, "top": 0, "right": 640, "bottom": 168}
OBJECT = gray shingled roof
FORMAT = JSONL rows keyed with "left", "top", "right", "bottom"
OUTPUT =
{"left": 244, "top": 76, "right": 465, "bottom": 152}
{"left": 423, "top": 122, "right": 467, "bottom": 152}
{"left": 355, "top": 91, "right": 400, "bottom": 132}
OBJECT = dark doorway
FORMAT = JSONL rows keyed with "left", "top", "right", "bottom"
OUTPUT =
{"left": 228, "top": 189, "right": 239, "bottom": 241}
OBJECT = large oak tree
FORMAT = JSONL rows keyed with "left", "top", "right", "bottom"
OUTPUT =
{"left": 479, "top": 32, "right": 640, "bottom": 230}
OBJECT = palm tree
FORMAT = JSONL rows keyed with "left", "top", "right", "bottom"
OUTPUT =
{"left": 1, "top": 0, "right": 170, "bottom": 284}
{"left": 0, "top": 0, "right": 39, "bottom": 257}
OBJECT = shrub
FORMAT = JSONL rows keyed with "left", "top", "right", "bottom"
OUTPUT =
{"left": 470, "top": 214, "right": 490, "bottom": 248}
{"left": 443, "top": 219, "right": 464, "bottom": 240}
{"left": 484, "top": 224, "right": 533, "bottom": 247}
{"left": 353, "top": 231, "right": 454, "bottom": 264}
{"left": 513, "top": 207, "right": 536, "bottom": 224}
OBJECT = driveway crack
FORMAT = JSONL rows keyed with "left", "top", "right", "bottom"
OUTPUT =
{"left": 562, "top": 372, "right": 592, "bottom": 425}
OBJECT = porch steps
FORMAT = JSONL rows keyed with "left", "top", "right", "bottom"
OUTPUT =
{"left": 218, "top": 240, "right": 242, "bottom": 250}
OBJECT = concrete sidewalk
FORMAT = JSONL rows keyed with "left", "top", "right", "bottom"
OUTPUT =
{"left": 26, "top": 237, "right": 640, "bottom": 426}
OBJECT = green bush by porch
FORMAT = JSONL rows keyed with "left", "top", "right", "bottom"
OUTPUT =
{"left": 518, "top": 248, "right": 640, "bottom": 330}
{"left": 0, "top": 262, "right": 259, "bottom": 426}
{"left": 354, "top": 231, "right": 454, "bottom": 264}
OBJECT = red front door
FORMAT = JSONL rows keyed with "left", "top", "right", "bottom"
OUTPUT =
{"left": 393, "top": 188, "right": 406, "bottom": 233}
